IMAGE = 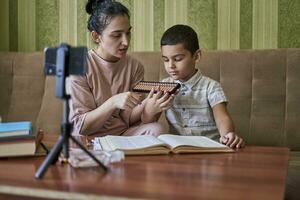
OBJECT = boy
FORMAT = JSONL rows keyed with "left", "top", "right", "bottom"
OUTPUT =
{"left": 145, "top": 24, "right": 244, "bottom": 148}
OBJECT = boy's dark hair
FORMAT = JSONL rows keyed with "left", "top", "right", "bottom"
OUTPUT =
{"left": 160, "top": 24, "right": 200, "bottom": 55}
{"left": 86, "top": 0, "right": 130, "bottom": 34}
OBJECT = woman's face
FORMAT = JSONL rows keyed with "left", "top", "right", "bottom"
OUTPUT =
{"left": 97, "top": 15, "right": 131, "bottom": 62}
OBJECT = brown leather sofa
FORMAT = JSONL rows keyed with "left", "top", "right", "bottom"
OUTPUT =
{"left": 0, "top": 49, "right": 299, "bottom": 198}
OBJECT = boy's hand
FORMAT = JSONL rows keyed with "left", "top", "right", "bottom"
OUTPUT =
{"left": 144, "top": 88, "right": 174, "bottom": 116}
{"left": 220, "top": 132, "right": 245, "bottom": 149}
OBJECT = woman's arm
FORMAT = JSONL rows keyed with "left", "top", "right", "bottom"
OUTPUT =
{"left": 80, "top": 96, "right": 116, "bottom": 134}
{"left": 69, "top": 72, "right": 142, "bottom": 135}
{"left": 82, "top": 92, "right": 142, "bottom": 134}
{"left": 128, "top": 100, "right": 146, "bottom": 125}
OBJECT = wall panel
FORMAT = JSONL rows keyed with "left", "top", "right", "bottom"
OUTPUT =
{"left": 1, "top": 0, "right": 300, "bottom": 52}
{"left": 240, "top": 0, "right": 253, "bottom": 49}
{"left": 253, "top": 0, "right": 278, "bottom": 49}
{"left": 0, "top": 0, "right": 9, "bottom": 51}
{"left": 217, "top": 0, "right": 240, "bottom": 50}
{"left": 278, "top": 0, "right": 300, "bottom": 48}
{"left": 18, "top": 0, "right": 36, "bottom": 52}
{"left": 36, "top": 0, "right": 59, "bottom": 51}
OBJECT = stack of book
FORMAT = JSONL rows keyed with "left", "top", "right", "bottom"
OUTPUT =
{"left": 0, "top": 121, "right": 43, "bottom": 157}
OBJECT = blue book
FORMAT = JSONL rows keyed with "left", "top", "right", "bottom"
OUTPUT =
{"left": 0, "top": 121, "right": 32, "bottom": 138}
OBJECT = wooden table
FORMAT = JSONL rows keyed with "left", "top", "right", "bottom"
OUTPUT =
{"left": 0, "top": 141, "right": 289, "bottom": 200}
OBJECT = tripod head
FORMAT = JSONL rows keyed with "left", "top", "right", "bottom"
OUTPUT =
{"left": 44, "top": 43, "right": 87, "bottom": 98}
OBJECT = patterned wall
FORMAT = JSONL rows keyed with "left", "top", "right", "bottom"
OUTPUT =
{"left": 0, "top": 0, "right": 299, "bottom": 52}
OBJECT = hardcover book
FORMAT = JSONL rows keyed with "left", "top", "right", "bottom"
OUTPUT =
{"left": 0, "top": 121, "right": 32, "bottom": 138}
{"left": 93, "top": 134, "right": 234, "bottom": 155}
{"left": 0, "top": 131, "right": 44, "bottom": 157}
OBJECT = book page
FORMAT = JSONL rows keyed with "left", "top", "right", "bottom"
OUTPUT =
{"left": 98, "top": 135, "right": 166, "bottom": 151}
{"left": 158, "top": 134, "right": 228, "bottom": 149}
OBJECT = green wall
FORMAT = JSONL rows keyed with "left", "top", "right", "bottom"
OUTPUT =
{"left": 0, "top": 0, "right": 9, "bottom": 51}
{"left": 0, "top": 0, "right": 299, "bottom": 52}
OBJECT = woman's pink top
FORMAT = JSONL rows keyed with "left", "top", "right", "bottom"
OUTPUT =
{"left": 68, "top": 49, "right": 144, "bottom": 136}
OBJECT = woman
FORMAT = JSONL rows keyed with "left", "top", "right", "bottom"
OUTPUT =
{"left": 69, "top": 0, "right": 173, "bottom": 137}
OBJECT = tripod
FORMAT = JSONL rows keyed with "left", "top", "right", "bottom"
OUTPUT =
{"left": 35, "top": 44, "right": 107, "bottom": 179}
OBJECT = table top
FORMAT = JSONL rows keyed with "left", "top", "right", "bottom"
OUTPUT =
{"left": 0, "top": 136, "right": 290, "bottom": 200}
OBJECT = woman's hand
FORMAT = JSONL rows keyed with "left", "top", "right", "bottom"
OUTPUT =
{"left": 111, "top": 92, "right": 142, "bottom": 110}
{"left": 219, "top": 132, "right": 245, "bottom": 149}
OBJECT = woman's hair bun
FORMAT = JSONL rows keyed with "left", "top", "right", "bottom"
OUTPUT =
{"left": 86, "top": 0, "right": 107, "bottom": 15}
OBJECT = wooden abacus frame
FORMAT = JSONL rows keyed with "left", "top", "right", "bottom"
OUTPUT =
{"left": 132, "top": 81, "right": 181, "bottom": 94}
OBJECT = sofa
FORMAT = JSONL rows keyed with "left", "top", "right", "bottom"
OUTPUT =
{"left": 0, "top": 48, "right": 299, "bottom": 198}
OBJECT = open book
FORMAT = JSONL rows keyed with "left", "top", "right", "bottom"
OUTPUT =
{"left": 93, "top": 134, "right": 234, "bottom": 155}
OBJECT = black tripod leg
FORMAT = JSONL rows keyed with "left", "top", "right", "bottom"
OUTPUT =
{"left": 70, "top": 135, "right": 108, "bottom": 171}
{"left": 35, "top": 136, "right": 65, "bottom": 179}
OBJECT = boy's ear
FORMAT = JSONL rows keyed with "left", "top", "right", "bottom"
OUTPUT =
{"left": 194, "top": 49, "right": 202, "bottom": 62}
{"left": 91, "top": 31, "right": 100, "bottom": 44}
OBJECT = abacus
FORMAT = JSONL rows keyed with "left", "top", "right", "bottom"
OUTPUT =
{"left": 132, "top": 81, "right": 181, "bottom": 94}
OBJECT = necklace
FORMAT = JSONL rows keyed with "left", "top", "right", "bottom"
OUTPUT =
{"left": 93, "top": 49, "right": 120, "bottom": 63}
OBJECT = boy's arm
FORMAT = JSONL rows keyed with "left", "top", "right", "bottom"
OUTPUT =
{"left": 212, "top": 103, "right": 245, "bottom": 148}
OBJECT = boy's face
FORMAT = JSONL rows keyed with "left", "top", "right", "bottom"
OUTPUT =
{"left": 161, "top": 43, "right": 200, "bottom": 81}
